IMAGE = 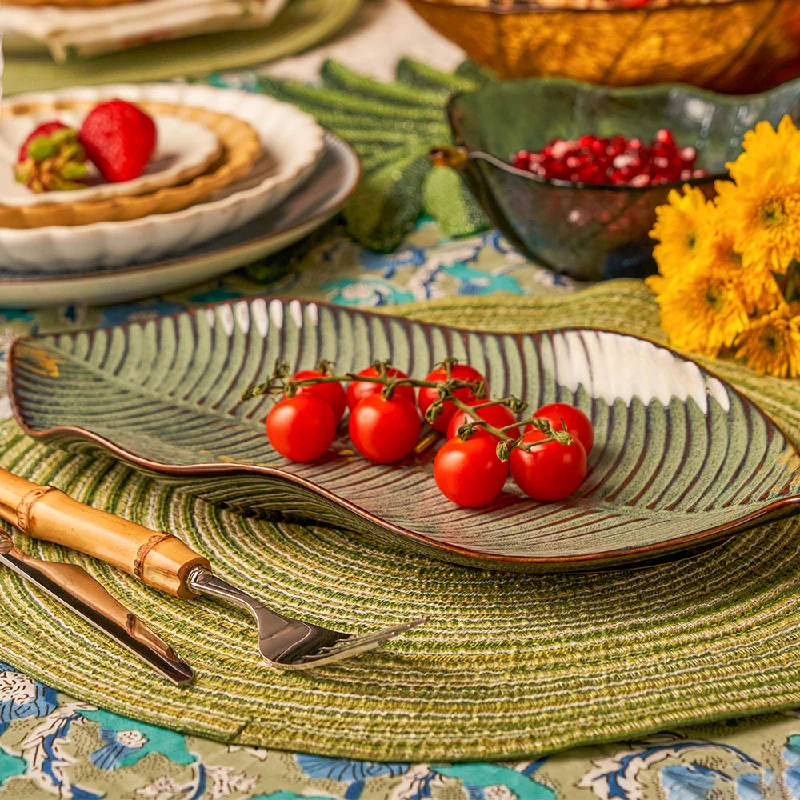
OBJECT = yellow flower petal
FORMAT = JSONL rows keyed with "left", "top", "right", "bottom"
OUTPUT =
{"left": 650, "top": 186, "right": 714, "bottom": 278}
{"left": 714, "top": 177, "right": 800, "bottom": 272}
{"left": 735, "top": 302, "right": 800, "bottom": 379}
{"left": 653, "top": 260, "right": 749, "bottom": 357}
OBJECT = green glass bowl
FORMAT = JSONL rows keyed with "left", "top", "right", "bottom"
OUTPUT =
{"left": 439, "top": 77, "right": 800, "bottom": 281}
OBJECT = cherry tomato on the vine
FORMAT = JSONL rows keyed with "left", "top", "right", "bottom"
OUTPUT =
{"left": 434, "top": 432, "right": 508, "bottom": 507}
{"left": 346, "top": 366, "right": 415, "bottom": 412}
{"left": 509, "top": 429, "right": 587, "bottom": 502}
{"left": 266, "top": 394, "right": 336, "bottom": 462}
{"left": 349, "top": 394, "right": 422, "bottom": 464}
{"left": 530, "top": 402, "right": 594, "bottom": 455}
{"left": 292, "top": 369, "right": 346, "bottom": 423}
{"left": 418, "top": 364, "right": 486, "bottom": 434}
{"left": 446, "top": 399, "right": 521, "bottom": 441}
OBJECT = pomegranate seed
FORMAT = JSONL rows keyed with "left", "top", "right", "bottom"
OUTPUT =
{"left": 609, "top": 135, "right": 627, "bottom": 153}
{"left": 589, "top": 139, "right": 607, "bottom": 156}
{"left": 509, "top": 128, "right": 701, "bottom": 187}
{"left": 573, "top": 164, "right": 596, "bottom": 183}
{"left": 655, "top": 128, "right": 675, "bottom": 147}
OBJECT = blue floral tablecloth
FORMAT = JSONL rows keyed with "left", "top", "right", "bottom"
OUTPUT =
{"left": 2, "top": 222, "right": 799, "bottom": 799}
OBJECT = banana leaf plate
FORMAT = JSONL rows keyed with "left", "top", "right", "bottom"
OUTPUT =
{"left": 8, "top": 298, "right": 800, "bottom": 572}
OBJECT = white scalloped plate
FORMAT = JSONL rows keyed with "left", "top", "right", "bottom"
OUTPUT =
{"left": 0, "top": 133, "right": 359, "bottom": 307}
{"left": 0, "top": 84, "right": 325, "bottom": 272}
{"left": 0, "top": 110, "right": 220, "bottom": 205}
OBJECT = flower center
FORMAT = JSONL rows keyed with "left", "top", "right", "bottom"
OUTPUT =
{"left": 760, "top": 199, "right": 786, "bottom": 228}
{"left": 705, "top": 285, "right": 725, "bottom": 311}
{"left": 762, "top": 331, "right": 780, "bottom": 352}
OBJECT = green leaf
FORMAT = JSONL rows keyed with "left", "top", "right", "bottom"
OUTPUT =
{"left": 344, "top": 151, "right": 431, "bottom": 251}
{"left": 320, "top": 59, "right": 449, "bottom": 108}
{"left": 395, "top": 57, "right": 481, "bottom": 94}
{"left": 250, "top": 60, "right": 495, "bottom": 251}
{"left": 423, "top": 166, "right": 488, "bottom": 238}
{"left": 454, "top": 59, "right": 496, "bottom": 85}
{"left": 255, "top": 75, "right": 444, "bottom": 123}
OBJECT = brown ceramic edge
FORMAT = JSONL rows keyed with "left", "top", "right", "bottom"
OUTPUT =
{"left": 409, "top": 0, "right": 772, "bottom": 16}
{"left": 444, "top": 85, "right": 736, "bottom": 192}
{"left": 0, "top": 132, "right": 360, "bottom": 288}
{"left": 7, "top": 301, "right": 800, "bottom": 571}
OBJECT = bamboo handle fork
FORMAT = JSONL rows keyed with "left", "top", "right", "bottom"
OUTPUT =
{"left": 0, "top": 467, "right": 424, "bottom": 671}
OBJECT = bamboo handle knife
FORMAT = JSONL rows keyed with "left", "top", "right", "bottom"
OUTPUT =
{"left": 0, "top": 467, "right": 210, "bottom": 598}
{"left": 0, "top": 529, "right": 193, "bottom": 684}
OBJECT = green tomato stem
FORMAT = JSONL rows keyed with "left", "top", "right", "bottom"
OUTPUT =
{"left": 241, "top": 361, "right": 573, "bottom": 458}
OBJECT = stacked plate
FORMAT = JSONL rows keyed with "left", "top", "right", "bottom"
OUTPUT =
{"left": 1, "top": 0, "right": 288, "bottom": 61}
{"left": 0, "top": 84, "right": 360, "bottom": 307}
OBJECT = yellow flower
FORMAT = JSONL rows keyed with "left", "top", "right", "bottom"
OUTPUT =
{"left": 727, "top": 115, "right": 800, "bottom": 185}
{"left": 703, "top": 223, "right": 784, "bottom": 314}
{"left": 715, "top": 177, "right": 800, "bottom": 272}
{"left": 716, "top": 116, "right": 800, "bottom": 272}
{"left": 650, "top": 186, "right": 714, "bottom": 278}
{"left": 654, "top": 261, "right": 749, "bottom": 357}
{"left": 735, "top": 302, "right": 800, "bottom": 379}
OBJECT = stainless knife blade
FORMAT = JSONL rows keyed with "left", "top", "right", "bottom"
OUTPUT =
{"left": 0, "top": 531, "right": 193, "bottom": 685}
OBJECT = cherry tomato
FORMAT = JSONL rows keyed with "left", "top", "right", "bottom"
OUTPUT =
{"left": 510, "top": 429, "right": 587, "bottom": 502}
{"left": 292, "top": 369, "right": 347, "bottom": 423}
{"left": 349, "top": 394, "right": 422, "bottom": 463}
{"left": 446, "top": 399, "right": 521, "bottom": 441}
{"left": 530, "top": 402, "right": 594, "bottom": 455}
{"left": 266, "top": 394, "right": 336, "bottom": 462}
{"left": 434, "top": 432, "right": 509, "bottom": 507}
{"left": 346, "top": 366, "right": 415, "bottom": 412}
{"left": 418, "top": 364, "right": 486, "bottom": 434}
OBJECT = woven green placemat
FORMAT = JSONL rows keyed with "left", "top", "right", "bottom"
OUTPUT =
{"left": 2, "top": 282, "right": 800, "bottom": 762}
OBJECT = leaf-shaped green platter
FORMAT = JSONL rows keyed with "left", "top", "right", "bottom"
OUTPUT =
{"left": 9, "top": 299, "right": 800, "bottom": 572}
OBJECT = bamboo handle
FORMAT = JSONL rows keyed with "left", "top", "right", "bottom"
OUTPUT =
{"left": 0, "top": 532, "right": 185, "bottom": 660}
{"left": 0, "top": 468, "right": 210, "bottom": 598}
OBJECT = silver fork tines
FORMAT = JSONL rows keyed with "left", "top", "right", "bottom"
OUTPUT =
{"left": 187, "top": 567, "right": 425, "bottom": 670}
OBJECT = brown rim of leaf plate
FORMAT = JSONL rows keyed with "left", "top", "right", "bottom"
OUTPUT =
{"left": 8, "top": 299, "right": 800, "bottom": 573}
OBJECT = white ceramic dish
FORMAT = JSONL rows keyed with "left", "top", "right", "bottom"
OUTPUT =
{"left": 0, "top": 0, "right": 288, "bottom": 61}
{"left": 0, "top": 84, "right": 325, "bottom": 272}
{"left": 0, "top": 133, "right": 359, "bottom": 307}
{"left": 0, "top": 110, "right": 220, "bottom": 205}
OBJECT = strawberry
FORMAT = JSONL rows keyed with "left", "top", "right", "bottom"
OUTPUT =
{"left": 14, "top": 121, "right": 89, "bottom": 193}
{"left": 80, "top": 99, "right": 157, "bottom": 183}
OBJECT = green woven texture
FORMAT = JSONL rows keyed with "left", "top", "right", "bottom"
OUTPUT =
{"left": 3, "top": 282, "right": 800, "bottom": 762}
